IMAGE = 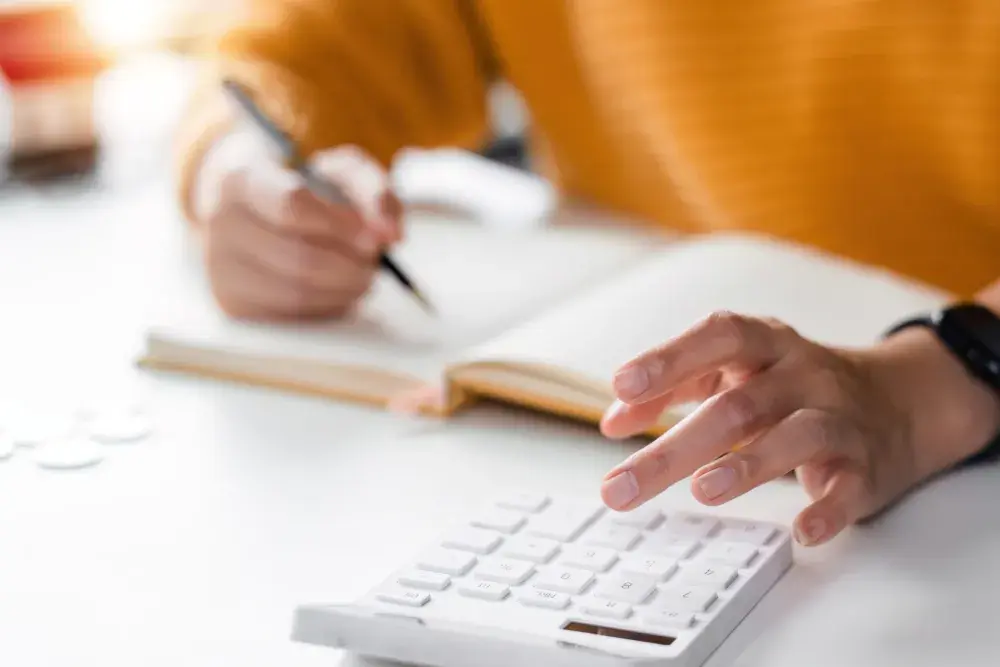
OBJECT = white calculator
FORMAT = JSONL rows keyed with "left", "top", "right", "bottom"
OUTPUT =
{"left": 292, "top": 492, "right": 793, "bottom": 667}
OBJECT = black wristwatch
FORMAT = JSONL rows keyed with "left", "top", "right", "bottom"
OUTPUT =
{"left": 884, "top": 302, "right": 1000, "bottom": 464}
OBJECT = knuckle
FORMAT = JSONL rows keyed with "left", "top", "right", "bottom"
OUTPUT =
{"left": 790, "top": 410, "right": 844, "bottom": 453}
{"left": 713, "top": 387, "right": 759, "bottom": 432}
{"left": 731, "top": 450, "right": 763, "bottom": 482}
{"left": 635, "top": 444, "right": 673, "bottom": 477}
{"left": 283, "top": 184, "right": 315, "bottom": 222}
{"left": 702, "top": 310, "right": 749, "bottom": 353}
{"left": 810, "top": 365, "right": 843, "bottom": 400}
{"left": 762, "top": 316, "right": 797, "bottom": 338}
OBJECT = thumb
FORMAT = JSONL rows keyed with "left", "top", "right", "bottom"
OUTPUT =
{"left": 793, "top": 464, "right": 869, "bottom": 546}
{"left": 310, "top": 146, "right": 403, "bottom": 247}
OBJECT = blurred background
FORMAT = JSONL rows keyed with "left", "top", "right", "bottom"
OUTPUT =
{"left": 0, "top": 0, "right": 531, "bottom": 192}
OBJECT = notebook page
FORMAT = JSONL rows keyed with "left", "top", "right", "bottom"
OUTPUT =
{"left": 145, "top": 212, "right": 663, "bottom": 382}
{"left": 460, "top": 233, "right": 950, "bottom": 390}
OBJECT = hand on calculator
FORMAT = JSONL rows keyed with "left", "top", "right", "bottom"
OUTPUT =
{"left": 599, "top": 310, "right": 1000, "bottom": 547}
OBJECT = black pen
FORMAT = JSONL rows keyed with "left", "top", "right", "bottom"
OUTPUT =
{"left": 221, "top": 79, "right": 435, "bottom": 315}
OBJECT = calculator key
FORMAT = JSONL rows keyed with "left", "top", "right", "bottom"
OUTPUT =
{"left": 459, "top": 580, "right": 510, "bottom": 601}
{"left": 619, "top": 554, "right": 678, "bottom": 581}
{"left": 471, "top": 508, "right": 527, "bottom": 534}
{"left": 678, "top": 564, "right": 737, "bottom": 590}
{"left": 517, "top": 589, "right": 571, "bottom": 610}
{"left": 654, "top": 586, "right": 717, "bottom": 613}
{"left": 593, "top": 575, "right": 658, "bottom": 605}
{"left": 606, "top": 505, "right": 663, "bottom": 530}
{"left": 500, "top": 536, "right": 560, "bottom": 564}
{"left": 580, "top": 598, "right": 632, "bottom": 620}
{"left": 660, "top": 514, "right": 720, "bottom": 539}
{"left": 474, "top": 557, "right": 535, "bottom": 585}
{"left": 634, "top": 534, "right": 699, "bottom": 560}
{"left": 442, "top": 527, "right": 502, "bottom": 555}
{"left": 698, "top": 542, "right": 757, "bottom": 568}
{"left": 398, "top": 570, "right": 451, "bottom": 591}
{"left": 560, "top": 545, "right": 618, "bottom": 572}
{"left": 640, "top": 608, "right": 694, "bottom": 630}
{"left": 533, "top": 566, "right": 595, "bottom": 595}
{"left": 717, "top": 522, "right": 776, "bottom": 546}
{"left": 417, "top": 548, "right": 477, "bottom": 576}
{"left": 581, "top": 524, "right": 642, "bottom": 551}
{"left": 497, "top": 492, "right": 549, "bottom": 513}
{"left": 376, "top": 588, "right": 431, "bottom": 607}
{"left": 526, "top": 505, "right": 603, "bottom": 542}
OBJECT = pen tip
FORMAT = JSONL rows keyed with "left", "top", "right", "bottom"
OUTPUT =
{"left": 413, "top": 290, "right": 436, "bottom": 316}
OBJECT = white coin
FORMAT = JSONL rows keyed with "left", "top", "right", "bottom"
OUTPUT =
{"left": 87, "top": 413, "right": 152, "bottom": 443}
{"left": 32, "top": 438, "right": 105, "bottom": 471}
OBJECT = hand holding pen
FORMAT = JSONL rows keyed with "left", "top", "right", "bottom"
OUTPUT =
{"left": 189, "top": 80, "right": 433, "bottom": 321}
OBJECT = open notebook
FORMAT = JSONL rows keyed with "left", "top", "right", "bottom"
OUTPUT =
{"left": 139, "top": 214, "right": 949, "bottom": 434}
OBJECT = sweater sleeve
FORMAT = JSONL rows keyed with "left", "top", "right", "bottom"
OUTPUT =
{"left": 173, "top": 0, "right": 498, "bottom": 222}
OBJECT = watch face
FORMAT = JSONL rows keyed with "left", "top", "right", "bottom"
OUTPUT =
{"left": 940, "top": 304, "right": 1000, "bottom": 356}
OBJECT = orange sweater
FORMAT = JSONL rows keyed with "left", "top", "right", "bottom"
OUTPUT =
{"left": 176, "top": 0, "right": 1000, "bottom": 296}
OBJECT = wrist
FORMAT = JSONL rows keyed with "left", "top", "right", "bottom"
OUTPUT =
{"left": 871, "top": 327, "right": 1000, "bottom": 476}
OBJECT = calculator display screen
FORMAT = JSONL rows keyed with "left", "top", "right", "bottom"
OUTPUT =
{"left": 561, "top": 621, "right": 676, "bottom": 646}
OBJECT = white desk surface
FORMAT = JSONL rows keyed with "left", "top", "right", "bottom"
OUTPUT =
{"left": 1, "top": 55, "right": 998, "bottom": 667}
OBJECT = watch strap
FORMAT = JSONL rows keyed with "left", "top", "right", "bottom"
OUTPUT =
{"left": 881, "top": 315, "right": 935, "bottom": 338}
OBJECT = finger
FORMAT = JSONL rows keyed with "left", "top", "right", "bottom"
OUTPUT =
{"left": 379, "top": 189, "right": 405, "bottom": 244}
{"left": 793, "top": 465, "right": 869, "bottom": 546}
{"left": 612, "top": 311, "right": 797, "bottom": 404}
{"left": 232, "top": 158, "right": 374, "bottom": 251}
{"left": 600, "top": 366, "right": 802, "bottom": 511}
{"left": 208, "top": 245, "right": 363, "bottom": 320}
{"left": 600, "top": 372, "right": 723, "bottom": 439}
{"left": 689, "top": 409, "right": 850, "bottom": 505}
{"left": 216, "top": 205, "right": 376, "bottom": 293}
{"left": 600, "top": 395, "right": 676, "bottom": 439}
{"left": 312, "top": 146, "right": 403, "bottom": 245}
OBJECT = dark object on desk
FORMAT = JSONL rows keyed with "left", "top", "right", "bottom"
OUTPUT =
{"left": 6, "top": 144, "right": 99, "bottom": 184}
{"left": 220, "top": 78, "right": 436, "bottom": 315}
{"left": 0, "top": 3, "right": 108, "bottom": 184}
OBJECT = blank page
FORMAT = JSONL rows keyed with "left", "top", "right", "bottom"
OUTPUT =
{"left": 145, "top": 212, "right": 662, "bottom": 382}
{"left": 462, "top": 233, "right": 950, "bottom": 390}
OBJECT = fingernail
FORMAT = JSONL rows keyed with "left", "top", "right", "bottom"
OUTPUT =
{"left": 795, "top": 517, "right": 828, "bottom": 545}
{"left": 602, "top": 470, "right": 639, "bottom": 509}
{"left": 614, "top": 366, "right": 649, "bottom": 400}
{"left": 697, "top": 466, "right": 736, "bottom": 500}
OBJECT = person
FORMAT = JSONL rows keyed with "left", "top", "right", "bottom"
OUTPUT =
{"left": 172, "top": 0, "right": 1000, "bottom": 547}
